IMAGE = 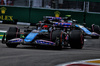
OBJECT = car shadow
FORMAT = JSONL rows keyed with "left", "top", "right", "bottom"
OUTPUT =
{"left": 16, "top": 45, "right": 70, "bottom": 51}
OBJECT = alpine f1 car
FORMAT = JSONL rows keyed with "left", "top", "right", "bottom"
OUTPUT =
{"left": 1, "top": 16, "right": 99, "bottom": 49}
{"left": 37, "top": 16, "right": 100, "bottom": 39}
{"left": 2, "top": 23, "right": 84, "bottom": 49}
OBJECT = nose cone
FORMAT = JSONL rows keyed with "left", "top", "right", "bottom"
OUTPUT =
{"left": 24, "top": 33, "right": 38, "bottom": 42}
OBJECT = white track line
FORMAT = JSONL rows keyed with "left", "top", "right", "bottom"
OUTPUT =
{"left": 0, "top": 30, "right": 7, "bottom": 33}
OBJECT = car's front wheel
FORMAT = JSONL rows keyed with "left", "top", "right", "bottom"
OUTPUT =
{"left": 6, "top": 27, "right": 20, "bottom": 48}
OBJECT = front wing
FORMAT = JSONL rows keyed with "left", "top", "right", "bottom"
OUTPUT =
{"left": 7, "top": 38, "right": 56, "bottom": 46}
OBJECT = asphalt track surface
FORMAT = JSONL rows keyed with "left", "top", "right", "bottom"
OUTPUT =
{"left": 0, "top": 24, "right": 100, "bottom": 66}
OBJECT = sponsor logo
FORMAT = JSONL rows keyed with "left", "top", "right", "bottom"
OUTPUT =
{"left": 0, "top": 7, "right": 6, "bottom": 14}
{"left": 0, "top": 7, "right": 13, "bottom": 21}
{"left": 35, "top": 40, "right": 55, "bottom": 45}
{"left": 54, "top": 11, "right": 60, "bottom": 17}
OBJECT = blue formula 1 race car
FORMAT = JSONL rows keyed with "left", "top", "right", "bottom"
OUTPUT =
{"left": 37, "top": 16, "right": 100, "bottom": 39}
{"left": 2, "top": 23, "right": 84, "bottom": 49}
{"left": 75, "top": 24, "right": 100, "bottom": 39}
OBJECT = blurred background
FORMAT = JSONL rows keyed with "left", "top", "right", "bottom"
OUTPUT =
{"left": 0, "top": 0, "right": 100, "bottom": 12}
{"left": 0, "top": 0, "right": 100, "bottom": 27}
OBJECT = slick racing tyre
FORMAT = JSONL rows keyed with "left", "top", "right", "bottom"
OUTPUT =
{"left": 55, "top": 36, "right": 62, "bottom": 50}
{"left": 52, "top": 30, "right": 62, "bottom": 50}
{"left": 92, "top": 24, "right": 100, "bottom": 34}
{"left": 51, "top": 30, "right": 62, "bottom": 41}
{"left": 69, "top": 30, "right": 84, "bottom": 49}
{"left": 6, "top": 27, "right": 20, "bottom": 48}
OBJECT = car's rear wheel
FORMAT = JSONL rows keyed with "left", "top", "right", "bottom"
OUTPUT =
{"left": 6, "top": 27, "right": 20, "bottom": 48}
{"left": 55, "top": 36, "right": 62, "bottom": 50}
{"left": 92, "top": 24, "right": 100, "bottom": 34}
{"left": 51, "top": 30, "right": 61, "bottom": 41}
{"left": 51, "top": 30, "right": 62, "bottom": 50}
{"left": 69, "top": 30, "right": 84, "bottom": 49}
